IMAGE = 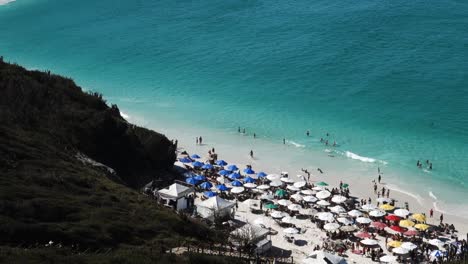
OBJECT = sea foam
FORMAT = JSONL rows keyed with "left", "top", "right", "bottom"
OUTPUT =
{"left": 287, "top": 140, "right": 305, "bottom": 148}
{"left": 344, "top": 151, "right": 388, "bottom": 165}
{"left": 0, "top": 0, "right": 15, "bottom": 5}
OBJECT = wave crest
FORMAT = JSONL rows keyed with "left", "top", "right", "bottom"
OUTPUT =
{"left": 287, "top": 140, "right": 305, "bottom": 148}
{"left": 0, "top": 0, "right": 15, "bottom": 5}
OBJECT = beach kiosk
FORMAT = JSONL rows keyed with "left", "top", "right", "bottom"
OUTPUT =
{"left": 157, "top": 183, "right": 194, "bottom": 211}
{"left": 196, "top": 196, "right": 235, "bottom": 221}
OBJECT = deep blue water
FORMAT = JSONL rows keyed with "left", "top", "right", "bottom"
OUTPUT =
{"left": 1, "top": 0, "right": 467, "bottom": 204}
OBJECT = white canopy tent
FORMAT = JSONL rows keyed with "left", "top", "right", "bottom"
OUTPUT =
{"left": 197, "top": 196, "right": 235, "bottom": 221}
{"left": 157, "top": 183, "right": 194, "bottom": 211}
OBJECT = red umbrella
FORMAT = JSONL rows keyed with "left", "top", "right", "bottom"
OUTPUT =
{"left": 385, "top": 215, "right": 401, "bottom": 221}
{"left": 354, "top": 231, "right": 372, "bottom": 239}
{"left": 403, "top": 230, "right": 418, "bottom": 236}
{"left": 390, "top": 225, "right": 405, "bottom": 233}
{"left": 371, "top": 221, "right": 387, "bottom": 229}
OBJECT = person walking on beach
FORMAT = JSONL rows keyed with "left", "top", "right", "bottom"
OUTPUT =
{"left": 249, "top": 150, "right": 253, "bottom": 158}
{"left": 430, "top": 208, "right": 434, "bottom": 218}
{"left": 440, "top": 213, "right": 444, "bottom": 224}
{"left": 196, "top": 137, "right": 199, "bottom": 145}
{"left": 374, "top": 183, "right": 377, "bottom": 194}
{"left": 283, "top": 138, "right": 286, "bottom": 144}
{"left": 386, "top": 189, "right": 390, "bottom": 198}
{"left": 378, "top": 167, "right": 380, "bottom": 174}
{"left": 378, "top": 174, "right": 382, "bottom": 183}
{"left": 199, "top": 136, "right": 203, "bottom": 145}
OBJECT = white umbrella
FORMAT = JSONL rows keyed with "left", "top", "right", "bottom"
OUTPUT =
{"left": 361, "top": 204, "right": 377, "bottom": 211}
{"left": 401, "top": 242, "right": 418, "bottom": 251}
{"left": 294, "top": 181, "right": 307, "bottom": 188}
{"left": 329, "top": 205, "right": 346, "bottom": 214}
{"left": 324, "top": 223, "right": 340, "bottom": 231}
{"left": 283, "top": 227, "right": 299, "bottom": 234}
{"left": 316, "top": 212, "right": 335, "bottom": 222}
{"left": 369, "top": 210, "right": 386, "bottom": 217}
{"left": 290, "top": 193, "right": 303, "bottom": 201}
{"left": 267, "top": 174, "right": 280, "bottom": 181}
{"left": 260, "top": 193, "right": 274, "bottom": 200}
{"left": 317, "top": 200, "right": 330, "bottom": 206}
{"left": 331, "top": 195, "right": 347, "bottom": 204}
{"left": 281, "top": 177, "right": 294, "bottom": 183}
{"left": 303, "top": 195, "right": 318, "bottom": 203}
{"left": 316, "top": 190, "right": 331, "bottom": 199}
{"left": 299, "top": 208, "right": 317, "bottom": 216}
{"left": 287, "top": 185, "right": 300, "bottom": 192}
{"left": 337, "top": 217, "right": 353, "bottom": 225}
{"left": 377, "top": 197, "right": 392, "bottom": 203}
{"left": 269, "top": 181, "right": 282, "bottom": 187}
{"left": 282, "top": 216, "right": 295, "bottom": 224}
{"left": 356, "top": 217, "right": 372, "bottom": 224}
{"left": 394, "top": 209, "right": 410, "bottom": 218}
{"left": 312, "top": 186, "right": 324, "bottom": 191}
{"left": 231, "top": 187, "right": 245, "bottom": 194}
{"left": 244, "top": 183, "right": 257, "bottom": 188}
{"left": 257, "top": 184, "right": 270, "bottom": 190}
{"left": 300, "top": 189, "right": 315, "bottom": 195}
{"left": 392, "top": 247, "right": 409, "bottom": 255}
{"left": 288, "top": 204, "right": 302, "bottom": 211}
{"left": 271, "top": 211, "right": 286, "bottom": 219}
{"left": 277, "top": 199, "right": 292, "bottom": 206}
{"left": 384, "top": 227, "right": 401, "bottom": 235}
{"left": 348, "top": 209, "right": 362, "bottom": 218}
{"left": 216, "top": 176, "right": 229, "bottom": 184}
{"left": 379, "top": 255, "right": 397, "bottom": 263}
{"left": 428, "top": 239, "right": 445, "bottom": 247}
{"left": 361, "top": 238, "right": 379, "bottom": 246}
{"left": 340, "top": 225, "right": 358, "bottom": 232}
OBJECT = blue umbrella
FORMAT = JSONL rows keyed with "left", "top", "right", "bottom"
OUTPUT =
{"left": 244, "top": 177, "right": 256, "bottom": 183}
{"left": 179, "top": 157, "right": 192, "bottom": 163}
{"left": 229, "top": 173, "right": 241, "bottom": 180}
{"left": 202, "top": 164, "right": 214, "bottom": 170}
{"left": 216, "top": 160, "right": 227, "bottom": 166}
{"left": 200, "top": 181, "right": 213, "bottom": 189}
{"left": 191, "top": 154, "right": 201, "bottom": 159}
{"left": 194, "top": 175, "right": 206, "bottom": 181}
{"left": 257, "top": 172, "right": 267, "bottom": 178}
{"left": 243, "top": 168, "right": 255, "bottom": 174}
{"left": 217, "top": 184, "right": 229, "bottom": 191}
{"left": 218, "top": 170, "right": 230, "bottom": 176}
{"left": 192, "top": 161, "right": 204, "bottom": 167}
{"left": 186, "top": 177, "right": 198, "bottom": 185}
{"left": 204, "top": 191, "right": 217, "bottom": 197}
{"left": 227, "top": 164, "right": 239, "bottom": 171}
{"left": 232, "top": 180, "right": 243, "bottom": 187}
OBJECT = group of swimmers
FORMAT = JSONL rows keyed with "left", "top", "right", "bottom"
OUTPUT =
{"left": 417, "top": 160, "right": 432, "bottom": 170}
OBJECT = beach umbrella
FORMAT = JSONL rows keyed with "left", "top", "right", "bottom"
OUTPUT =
{"left": 231, "top": 180, "right": 243, "bottom": 187}
{"left": 228, "top": 173, "right": 241, "bottom": 180}
{"left": 399, "top": 219, "right": 415, "bottom": 228}
{"left": 192, "top": 161, "right": 204, "bottom": 167}
{"left": 340, "top": 225, "right": 358, "bottom": 232}
{"left": 392, "top": 247, "right": 409, "bottom": 255}
{"left": 179, "top": 157, "right": 192, "bottom": 163}
{"left": 430, "top": 250, "right": 446, "bottom": 258}
{"left": 331, "top": 195, "right": 347, "bottom": 204}
{"left": 290, "top": 193, "right": 303, "bottom": 201}
{"left": 277, "top": 199, "right": 292, "bottom": 206}
{"left": 216, "top": 176, "right": 229, "bottom": 184}
{"left": 271, "top": 211, "right": 286, "bottom": 219}
{"left": 214, "top": 160, "right": 226, "bottom": 166}
{"left": 361, "top": 204, "right": 377, "bottom": 211}
{"left": 361, "top": 239, "right": 379, "bottom": 246}
{"left": 264, "top": 203, "right": 278, "bottom": 209}
{"left": 218, "top": 170, "right": 230, "bottom": 176}
{"left": 244, "top": 176, "right": 256, "bottom": 183}
{"left": 428, "top": 239, "right": 445, "bottom": 247}
{"left": 185, "top": 177, "right": 198, "bottom": 185}
{"left": 231, "top": 187, "right": 245, "bottom": 194}
{"left": 337, "top": 217, "right": 353, "bottom": 225}
{"left": 414, "top": 223, "right": 430, "bottom": 231}
{"left": 356, "top": 217, "right": 372, "bottom": 224}
{"left": 217, "top": 184, "right": 229, "bottom": 191}
{"left": 377, "top": 197, "right": 392, "bottom": 203}
{"left": 348, "top": 210, "right": 363, "bottom": 218}
{"left": 324, "top": 223, "right": 341, "bottom": 232}
{"left": 380, "top": 204, "right": 395, "bottom": 211}
{"left": 411, "top": 213, "right": 426, "bottom": 223}
{"left": 269, "top": 181, "right": 282, "bottom": 187}
{"left": 403, "top": 230, "right": 418, "bottom": 236}
{"left": 385, "top": 215, "right": 401, "bottom": 222}
{"left": 341, "top": 183, "right": 349, "bottom": 188}
{"left": 401, "top": 242, "right": 418, "bottom": 251}
{"left": 243, "top": 168, "right": 255, "bottom": 174}
{"left": 191, "top": 154, "right": 201, "bottom": 159}
{"left": 202, "top": 164, "right": 214, "bottom": 170}
{"left": 244, "top": 183, "right": 257, "bottom": 188}
{"left": 316, "top": 181, "right": 328, "bottom": 186}
{"left": 199, "top": 181, "right": 212, "bottom": 189}
{"left": 286, "top": 185, "right": 300, "bottom": 192}
{"left": 354, "top": 231, "right": 371, "bottom": 239}
{"left": 194, "top": 175, "right": 206, "bottom": 181}
{"left": 369, "top": 210, "right": 386, "bottom": 217}
{"left": 317, "top": 200, "right": 331, "bottom": 206}
{"left": 387, "top": 240, "right": 402, "bottom": 248}
{"left": 280, "top": 177, "right": 294, "bottom": 183}
{"left": 283, "top": 227, "right": 299, "bottom": 235}
{"left": 294, "top": 181, "right": 307, "bottom": 188}
{"left": 303, "top": 195, "right": 318, "bottom": 203}
{"left": 316, "top": 212, "right": 335, "bottom": 222}
{"left": 312, "top": 186, "right": 325, "bottom": 191}
{"left": 287, "top": 204, "right": 302, "bottom": 211}
{"left": 299, "top": 208, "right": 317, "bottom": 216}
{"left": 275, "top": 189, "right": 287, "bottom": 197}
{"left": 257, "top": 184, "right": 270, "bottom": 190}
{"left": 260, "top": 193, "right": 275, "bottom": 201}
{"left": 389, "top": 225, "right": 405, "bottom": 233}
{"left": 282, "top": 216, "right": 295, "bottom": 224}
{"left": 204, "top": 191, "right": 217, "bottom": 197}
{"left": 316, "top": 190, "right": 331, "bottom": 199}
{"left": 379, "top": 255, "right": 397, "bottom": 263}
{"left": 371, "top": 221, "right": 387, "bottom": 230}
{"left": 257, "top": 172, "right": 267, "bottom": 178}
{"left": 394, "top": 208, "right": 410, "bottom": 217}
{"left": 226, "top": 164, "right": 239, "bottom": 171}
{"left": 300, "top": 189, "right": 314, "bottom": 195}
{"left": 329, "top": 205, "right": 346, "bottom": 214}
{"left": 266, "top": 174, "right": 280, "bottom": 181}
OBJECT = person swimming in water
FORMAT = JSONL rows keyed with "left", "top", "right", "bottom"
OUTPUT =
{"left": 306, "top": 130, "right": 310, "bottom": 137}
{"left": 320, "top": 138, "right": 323, "bottom": 142}
{"left": 283, "top": 138, "right": 286, "bottom": 144}
{"left": 253, "top": 133, "right": 256, "bottom": 138}
{"left": 325, "top": 140, "right": 328, "bottom": 146}
{"left": 333, "top": 141, "right": 336, "bottom": 147}
{"left": 238, "top": 126, "right": 241, "bottom": 133}
{"left": 429, "top": 163, "right": 432, "bottom": 170}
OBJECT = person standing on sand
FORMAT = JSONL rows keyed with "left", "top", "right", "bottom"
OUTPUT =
{"left": 386, "top": 189, "right": 390, "bottom": 198}
{"left": 199, "top": 136, "right": 203, "bottom": 145}
{"left": 378, "top": 167, "right": 380, "bottom": 174}
{"left": 250, "top": 150, "right": 253, "bottom": 158}
{"left": 440, "top": 214, "right": 444, "bottom": 224}
{"left": 283, "top": 138, "right": 286, "bottom": 144}
{"left": 430, "top": 208, "right": 434, "bottom": 218}
{"left": 378, "top": 174, "right": 382, "bottom": 183}
{"left": 196, "top": 137, "right": 199, "bottom": 145}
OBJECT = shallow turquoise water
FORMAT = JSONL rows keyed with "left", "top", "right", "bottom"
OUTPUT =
{"left": 1, "top": 0, "right": 467, "bottom": 208}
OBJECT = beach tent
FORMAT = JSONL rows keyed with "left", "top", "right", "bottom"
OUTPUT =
{"left": 303, "top": 250, "right": 347, "bottom": 264}
{"left": 197, "top": 196, "right": 235, "bottom": 221}
{"left": 157, "top": 183, "right": 194, "bottom": 211}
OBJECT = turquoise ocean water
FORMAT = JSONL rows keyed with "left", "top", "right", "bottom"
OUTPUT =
{"left": 1, "top": 0, "right": 467, "bottom": 215}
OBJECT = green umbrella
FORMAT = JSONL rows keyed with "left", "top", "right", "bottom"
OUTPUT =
{"left": 275, "top": 189, "right": 287, "bottom": 197}
{"left": 316, "top": 181, "right": 328, "bottom": 186}
{"left": 342, "top": 183, "right": 349, "bottom": 188}
{"left": 264, "top": 203, "right": 278, "bottom": 209}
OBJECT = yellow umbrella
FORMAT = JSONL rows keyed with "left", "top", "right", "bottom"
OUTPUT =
{"left": 380, "top": 204, "right": 395, "bottom": 211}
{"left": 414, "top": 223, "right": 430, "bottom": 231}
{"left": 387, "top": 240, "right": 402, "bottom": 248}
{"left": 411, "top": 213, "right": 426, "bottom": 223}
{"left": 399, "top": 220, "right": 415, "bottom": 228}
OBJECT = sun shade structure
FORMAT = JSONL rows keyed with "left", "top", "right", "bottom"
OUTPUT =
{"left": 197, "top": 196, "right": 235, "bottom": 221}
{"left": 157, "top": 183, "right": 194, "bottom": 211}
{"left": 226, "top": 164, "right": 239, "bottom": 171}
{"left": 216, "top": 160, "right": 227, "bottom": 166}
{"left": 360, "top": 239, "right": 379, "bottom": 246}
{"left": 316, "top": 190, "right": 331, "bottom": 199}
{"left": 191, "top": 154, "right": 201, "bottom": 159}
